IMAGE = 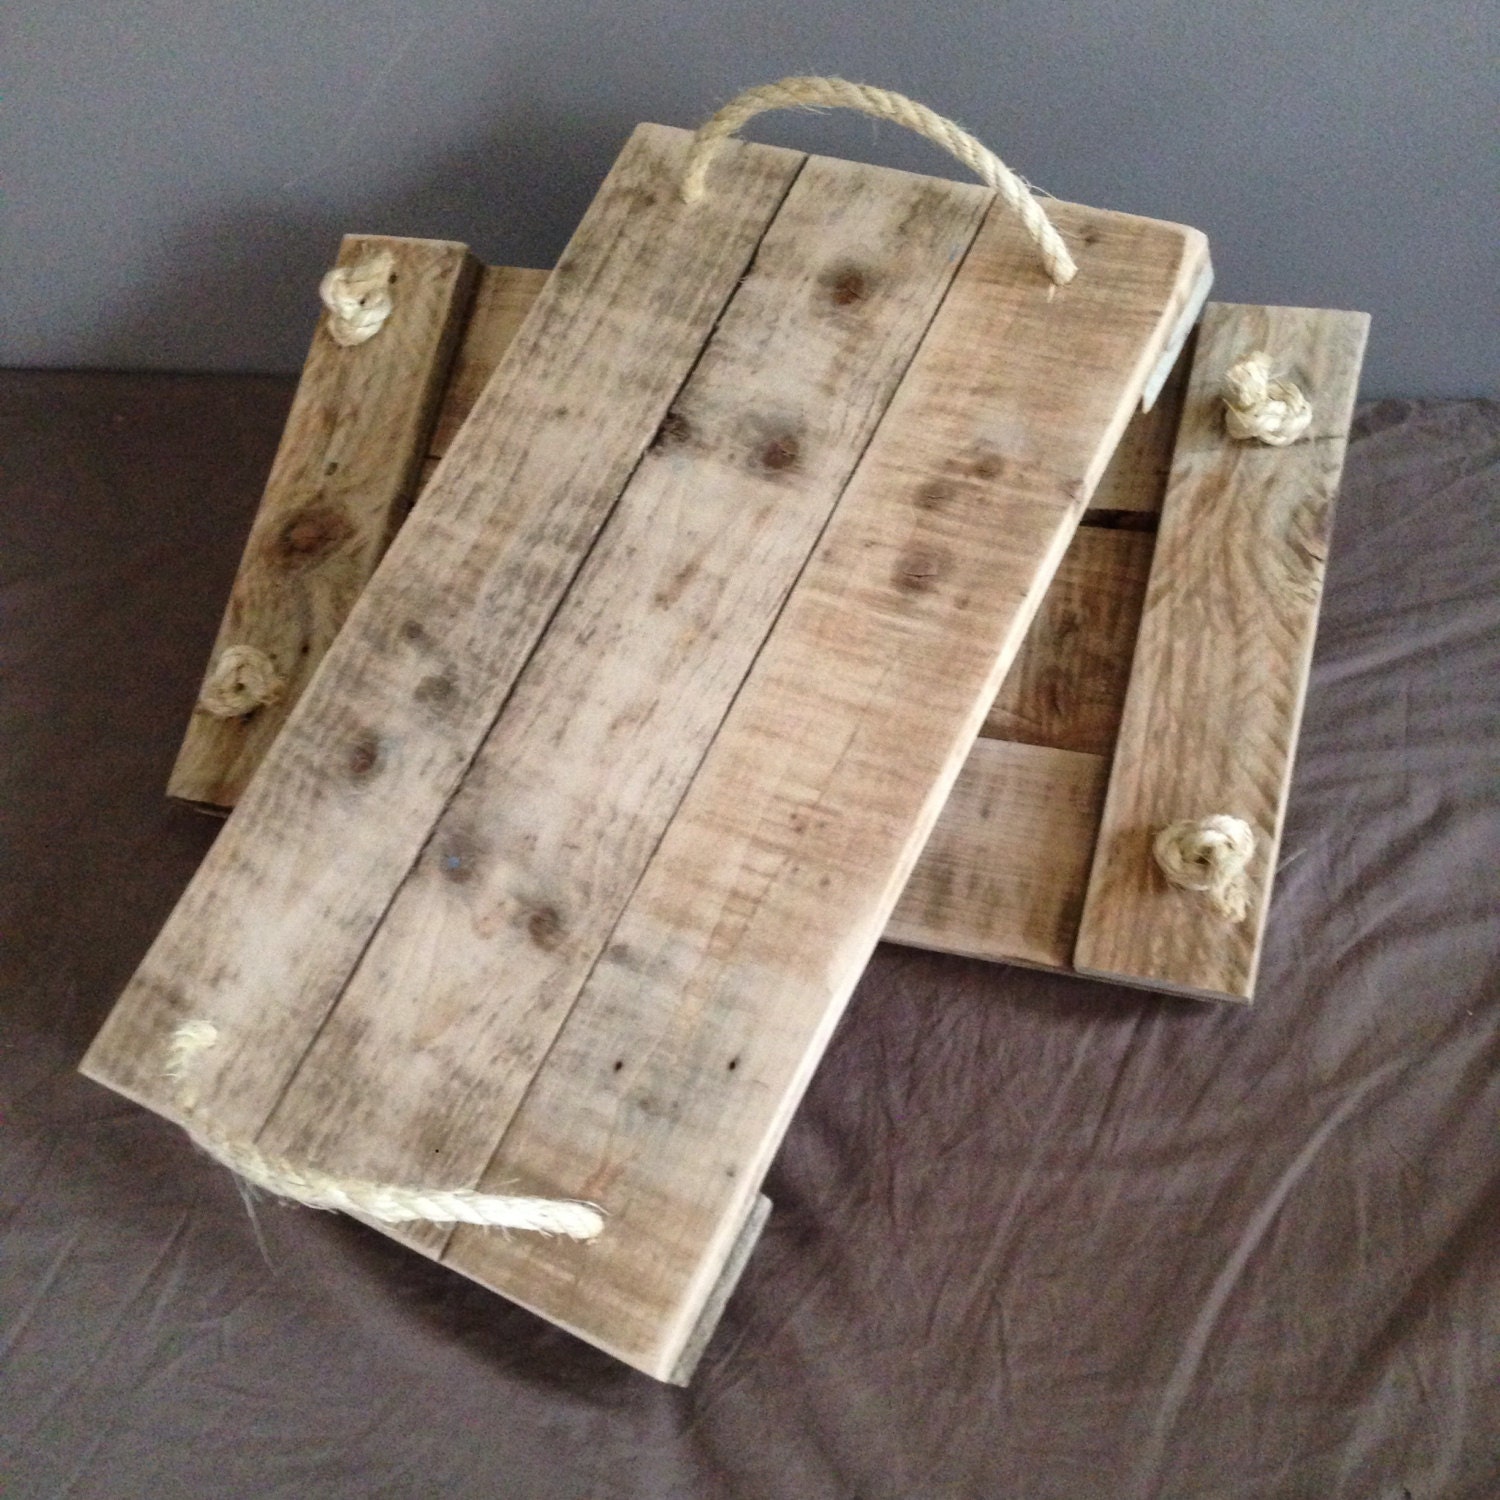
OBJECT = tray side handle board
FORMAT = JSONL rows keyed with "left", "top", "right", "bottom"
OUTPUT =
{"left": 1071, "top": 303, "right": 1370, "bottom": 1000}
{"left": 167, "top": 235, "right": 480, "bottom": 809}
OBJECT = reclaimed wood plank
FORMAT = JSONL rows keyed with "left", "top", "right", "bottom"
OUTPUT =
{"left": 428, "top": 265, "right": 551, "bottom": 461}
{"left": 166, "top": 234, "right": 479, "bottom": 809}
{"left": 1073, "top": 303, "right": 1369, "bottom": 1000}
{"left": 442, "top": 200, "right": 1211, "bottom": 1378}
{"left": 886, "top": 740, "right": 1108, "bottom": 967}
{"left": 1087, "top": 335, "right": 1191, "bottom": 516}
{"left": 176, "top": 262, "right": 1186, "bottom": 814}
{"left": 82, "top": 123, "right": 807, "bottom": 1131}
{"left": 980, "top": 526, "right": 1155, "bottom": 755}
{"left": 254, "top": 156, "right": 995, "bottom": 1253}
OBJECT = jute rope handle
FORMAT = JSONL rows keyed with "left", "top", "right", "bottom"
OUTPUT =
{"left": 166, "top": 1021, "right": 604, "bottom": 1239}
{"left": 681, "top": 77, "right": 1077, "bottom": 287}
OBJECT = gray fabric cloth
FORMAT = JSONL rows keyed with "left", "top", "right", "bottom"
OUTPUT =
{"left": 3, "top": 372, "right": 1496, "bottom": 1499}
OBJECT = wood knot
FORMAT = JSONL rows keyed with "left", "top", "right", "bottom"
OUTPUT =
{"left": 414, "top": 672, "right": 458, "bottom": 708}
{"left": 526, "top": 905, "right": 565, "bottom": 950}
{"left": 346, "top": 731, "right": 382, "bottom": 780}
{"left": 272, "top": 503, "right": 354, "bottom": 565}
{"left": 757, "top": 431, "right": 801, "bottom": 473}
{"left": 893, "top": 543, "right": 951, "bottom": 594}
{"left": 651, "top": 410, "right": 694, "bottom": 450}
{"left": 821, "top": 263, "right": 874, "bottom": 307}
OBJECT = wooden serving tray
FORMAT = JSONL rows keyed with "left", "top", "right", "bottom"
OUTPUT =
{"left": 165, "top": 249, "right": 1364, "bottom": 1003}
{"left": 84, "top": 121, "right": 1211, "bottom": 1381}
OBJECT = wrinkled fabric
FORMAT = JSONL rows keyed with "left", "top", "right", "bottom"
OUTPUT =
{"left": 2, "top": 374, "right": 1496, "bottom": 1500}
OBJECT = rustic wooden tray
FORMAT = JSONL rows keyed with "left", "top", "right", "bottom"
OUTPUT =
{"left": 84, "top": 118, "right": 1216, "bottom": 1381}
{"left": 165, "top": 250, "right": 1364, "bottom": 1003}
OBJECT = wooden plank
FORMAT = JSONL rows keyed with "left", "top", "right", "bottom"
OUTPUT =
{"left": 177, "top": 261, "right": 1186, "bottom": 815}
{"left": 885, "top": 740, "right": 1108, "bottom": 967}
{"left": 1087, "top": 334, "right": 1191, "bottom": 515}
{"left": 429, "top": 265, "right": 551, "bottom": 460}
{"left": 166, "top": 234, "right": 479, "bottom": 808}
{"left": 980, "top": 526, "right": 1154, "bottom": 754}
{"left": 252, "top": 155, "right": 996, "bottom": 1253}
{"left": 669, "top": 1192, "right": 773, "bottom": 1386}
{"left": 1073, "top": 303, "right": 1370, "bottom": 1000}
{"left": 81, "top": 122, "right": 807, "bottom": 1132}
{"left": 440, "top": 200, "right": 1211, "bottom": 1378}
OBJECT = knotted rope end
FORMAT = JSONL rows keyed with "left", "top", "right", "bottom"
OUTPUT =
{"left": 319, "top": 248, "right": 397, "bottom": 347}
{"left": 1222, "top": 351, "right": 1311, "bottom": 447}
{"left": 1152, "top": 815, "right": 1257, "bottom": 923}
{"left": 199, "top": 644, "right": 285, "bottom": 719}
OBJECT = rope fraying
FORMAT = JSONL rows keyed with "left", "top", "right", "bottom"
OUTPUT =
{"left": 1152, "top": 815, "right": 1257, "bottom": 922}
{"left": 199, "top": 645, "right": 286, "bottom": 718}
{"left": 164, "top": 1021, "right": 604, "bottom": 1239}
{"left": 1222, "top": 352, "right": 1312, "bottom": 446}
{"left": 319, "top": 249, "right": 397, "bottom": 346}
{"left": 681, "top": 77, "right": 1077, "bottom": 286}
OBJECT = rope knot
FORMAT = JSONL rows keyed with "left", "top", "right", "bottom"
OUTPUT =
{"left": 1222, "top": 352, "right": 1311, "bottom": 446}
{"left": 319, "top": 249, "right": 397, "bottom": 346}
{"left": 199, "top": 645, "right": 286, "bottom": 719}
{"left": 1152, "top": 815, "right": 1257, "bottom": 922}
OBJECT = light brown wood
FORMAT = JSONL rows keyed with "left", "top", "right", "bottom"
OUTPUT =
{"left": 1088, "top": 336, "right": 1191, "bottom": 515}
{"left": 83, "top": 122, "right": 1209, "bottom": 1381}
{"left": 82, "top": 123, "right": 807, "bottom": 1131}
{"left": 886, "top": 739, "right": 1108, "bottom": 967}
{"left": 253, "top": 154, "right": 996, "bottom": 1256}
{"left": 429, "top": 265, "right": 551, "bottom": 460}
{"left": 166, "top": 234, "right": 479, "bottom": 808}
{"left": 1073, "top": 303, "right": 1370, "bottom": 1001}
{"left": 440, "top": 200, "right": 1210, "bottom": 1379}
{"left": 980, "top": 526, "right": 1155, "bottom": 754}
{"left": 172, "top": 264, "right": 1183, "bottom": 815}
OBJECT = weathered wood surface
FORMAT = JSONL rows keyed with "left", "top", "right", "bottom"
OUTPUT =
{"left": 254, "top": 154, "right": 995, "bottom": 1260}
{"left": 85, "top": 119, "right": 1209, "bottom": 1380}
{"left": 427, "top": 264, "right": 551, "bottom": 465}
{"left": 84, "top": 123, "right": 807, "bottom": 1127}
{"left": 437, "top": 200, "right": 1209, "bottom": 1379}
{"left": 981, "top": 526, "right": 1155, "bottom": 755}
{"left": 1073, "top": 303, "right": 1370, "bottom": 1000}
{"left": 886, "top": 739, "right": 1109, "bottom": 967}
{"left": 166, "top": 234, "right": 478, "bottom": 808}
{"left": 167, "top": 259, "right": 1186, "bottom": 813}
{"left": 1088, "top": 338, "right": 1191, "bottom": 515}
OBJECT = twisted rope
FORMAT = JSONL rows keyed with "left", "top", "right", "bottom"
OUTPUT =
{"left": 318, "top": 248, "right": 397, "bottom": 346}
{"left": 1222, "top": 352, "right": 1312, "bottom": 446}
{"left": 199, "top": 645, "right": 286, "bottom": 719}
{"left": 1152, "top": 816, "right": 1257, "bottom": 922}
{"left": 681, "top": 77, "right": 1076, "bottom": 286}
{"left": 165, "top": 1022, "right": 603, "bottom": 1239}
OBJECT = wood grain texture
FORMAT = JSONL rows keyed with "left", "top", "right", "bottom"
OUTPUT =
{"left": 82, "top": 123, "right": 806, "bottom": 1133}
{"left": 441, "top": 200, "right": 1210, "bottom": 1378}
{"left": 166, "top": 235, "right": 478, "bottom": 808}
{"left": 980, "top": 526, "right": 1155, "bottom": 754}
{"left": 252, "top": 156, "right": 994, "bottom": 1254}
{"left": 1087, "top": 336, "right": 1191, "bottom": 515}
{"left": 1073, "top": 303, "right": 1369, "bottom": 1001}
{"left": 428, "top": 265, "right": 552, "bottom": 461}
{"left": 886, "top": 739, "right": 1108, "bottom": 966}
{"left": 167, "top": 258, "right": 1183, "bottom": 815}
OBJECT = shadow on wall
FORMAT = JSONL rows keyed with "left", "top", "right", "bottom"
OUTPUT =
{"left": 64, "top": 104, "right": 633, "bottom": 374}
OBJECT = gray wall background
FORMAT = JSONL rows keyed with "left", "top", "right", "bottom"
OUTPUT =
{"left": 2, "top": 0, "right": 1494, "bottom": 396}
